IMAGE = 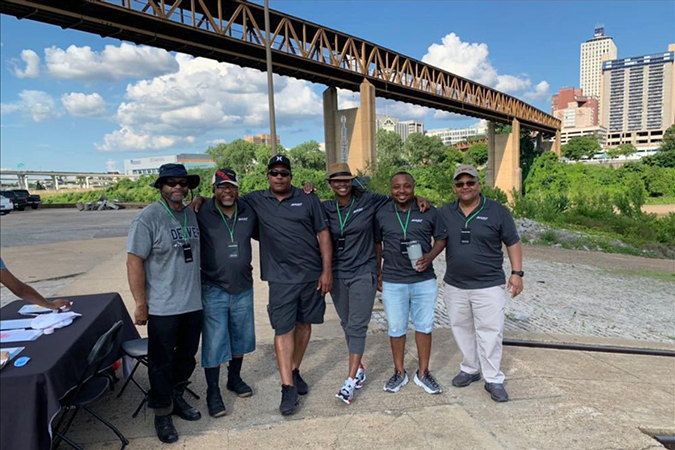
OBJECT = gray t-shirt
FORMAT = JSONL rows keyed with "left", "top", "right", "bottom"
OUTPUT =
{"left": 439, "top": 196, "right": 520, "bottom": 290}
{"left": 127, "top": 202, "right": 202, "bottom": 316}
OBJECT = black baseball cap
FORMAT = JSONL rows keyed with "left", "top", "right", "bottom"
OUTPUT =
{"left": 267, "top": 155, "right": 291, "bottom": 171}
{"left": 212, "top": 168, "right": 239, "bottom": 187}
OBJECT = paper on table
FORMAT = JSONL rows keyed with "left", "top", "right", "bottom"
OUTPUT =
{"left": 18, "top": 304, "right": 53, "bottom": 315}
{"left": 0, "top": 319, "right": 34, "bottom": 331}
{"left": 0, "top": 329, "right": 43, "bottom": 343}
{"left": 0, "top": 347, "right": 25, "bottom": 360}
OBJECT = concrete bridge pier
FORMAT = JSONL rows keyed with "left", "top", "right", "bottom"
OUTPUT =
{"left": 51, "top": 175, "right": 60, "bottom": 191}
{"left": 486, "top": 118, "right": 522, "bottom": 202}
{"left": 17, "top": 174, "right": 27, "bottom": 189}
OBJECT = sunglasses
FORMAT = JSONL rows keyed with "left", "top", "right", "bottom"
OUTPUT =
{"left": 454, "top": 180, "right": 478, "bottom": 188}
{"left": 215, "top": 183, "right": 238, "bottom": 190}
{"left": 164, "top": 179, "right": 189, "bottom": 188}
{"left": 268, "top": 169, "right": 291, "bottom": 178}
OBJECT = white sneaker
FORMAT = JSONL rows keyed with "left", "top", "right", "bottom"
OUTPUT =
{"left": 414, "top": 370, "right": 443, "bottom": 394}
{"left": 336, "top": 378, "right": 356, "bottom": 404}
{"left": 383, "top": 371, "right": 409, "bottom": 393}
{"left": 355, "top": 363, "right": 366, "bottom": 389}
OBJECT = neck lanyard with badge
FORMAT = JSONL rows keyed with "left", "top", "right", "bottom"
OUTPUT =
{"left": 335, "top": 196, "right": 355, "bottom": 252}
{"left": 456, "top": 196, "right": 486, "bottom": 245}
{"left": 394, "top": 203, "right": 413, "bottom": 255}
{"left": 159, "top": 200, "right": 193, "bottom": 262}
{"left": 215, "top": 201, "right": 240, "bottom": 259}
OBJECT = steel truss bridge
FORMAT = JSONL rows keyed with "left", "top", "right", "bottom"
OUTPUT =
{"left": 1, "top": 0, "right": 560, "bottom": 135}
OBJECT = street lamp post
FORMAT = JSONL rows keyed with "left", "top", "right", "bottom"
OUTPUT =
{"left": 264, "top": 0, "right": 278, "bottom": 156}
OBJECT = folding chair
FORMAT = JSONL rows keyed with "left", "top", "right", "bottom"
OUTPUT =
{"left": 117, "top": 338, "right": 200, "bottom": 418}
{"left": 52, "top": 320, "right": 128, "bottom": 450}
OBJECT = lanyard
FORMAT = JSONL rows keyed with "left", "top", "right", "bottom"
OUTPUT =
{"left": 158, "top": 200, "right": 188, "bottom": 241}
{"left": 455, "top": 196, "right": 486, "bottom": 229}
{"left": 335, "top": 196, "right": 355, "bottom": 236}
{"left": 394, "top": 203, "right": 413, "bottom": 241}
{"left": 215, "top": 201, "right": 238, "bottom": 242}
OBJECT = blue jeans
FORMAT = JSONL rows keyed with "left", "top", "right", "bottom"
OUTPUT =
{"left": 381, "top": 279, "right": 438, "bottom": 337}
{"left": 201, "top": 282, "right": 256, "bottom": 368}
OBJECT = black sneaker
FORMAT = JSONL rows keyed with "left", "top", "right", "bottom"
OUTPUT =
{"left": 154, "top": 414, "right": 178, "bottom": 443}
{"left": 484, "top": 382, "right": 509, "bottom": 403}
{"left": 206, "top": 387, "right": 227, "bottom": 418}
{"left": 280, "top": 384, "right": 299, "bottom": 416}
{"left": 452, "top": 371, "right": 481, "bottom": 388}
{"left": 292, "top": 369, "right": 309, "bottom": 395}
{"left": 172, "top": 392, "right": 202, "bottom": 421}
{"left": 227, "top": 377, "right": 253, "bottom": 398}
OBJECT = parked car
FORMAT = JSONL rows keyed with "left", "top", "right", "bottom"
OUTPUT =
{"left": 12, "top": 189, "right": 41, "bottom": 209}
{"left": 1, "top": 191, "right": 26, "bottom": 211}
{"left": 0, "top": 195, "right": 12, "bottom": 215}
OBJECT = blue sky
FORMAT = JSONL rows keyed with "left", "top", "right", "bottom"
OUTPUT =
{"left": 1, "top": 1, "right": 673, "bottom": 172}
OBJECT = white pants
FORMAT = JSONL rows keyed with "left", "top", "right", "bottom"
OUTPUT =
{"left": 444, "top": 283, "right": 506, "bottom": 383}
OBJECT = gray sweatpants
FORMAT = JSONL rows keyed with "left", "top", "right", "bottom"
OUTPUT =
{"left": 330, "top": 272, "right": 377, "bottom": 354}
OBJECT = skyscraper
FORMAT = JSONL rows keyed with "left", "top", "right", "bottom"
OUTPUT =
{"left": 580, "top": 27, "right": 618, "bottom": 100}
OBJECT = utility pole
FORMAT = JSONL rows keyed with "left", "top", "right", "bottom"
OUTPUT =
{"left": 264, "top": 0, "right": 278, "bottom": 156}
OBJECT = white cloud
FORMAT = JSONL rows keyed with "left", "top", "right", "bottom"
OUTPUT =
{"left": 0, "top": 90, "right": 60, "bottom": 122}
{"left": 495, "top": 74, "right": 531, "bottom": 93}
{"left": 97, "top": 53, "right": 322, "bottom": 152}
{"left": 523, "top": 81, "right": 550, "bottom": 102}
{"left": 106, "top": 159, "right": 118, "bottom": 172}
{"left": 61, "top": 92, "right": 107, "bottom": 117}
{"left": 45, "top": 43, "right": 178, "bottom": 81}
{"left": 337, "top": 88, "right": 430, "bottom": 120}
{"left": 11, "top": 49, "right": 40, "bottom": 78}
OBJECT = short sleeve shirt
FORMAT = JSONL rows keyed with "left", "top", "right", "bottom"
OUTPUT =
{"left": 322, "top": 191, "right": 390, "bottom": 279}
{"left": 439, "top": 196, "right": 520, "bottom": 290}
{"left": 197, "top": 198, "right": 258, "bottom": 295}
{"left": 375, "top": 203, "right": 447, "bottom": 284}
{"left": 242, "top": 187, "right": 327, "bottom": 284}
{"left": 126, "top": 202, "right": 202, "bottom": 316}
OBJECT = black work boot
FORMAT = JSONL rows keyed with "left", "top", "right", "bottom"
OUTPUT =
{"left": 292, "top": 368, "right": 309, "bottom": 395}
{"left": 279, "top": 384, "right": 299, "bottom": 416}
{"left": 205, "top": 367, "right": 226, "bottom": 418}
{"left": 227, "top": 357, "right": 253, "bottom": 398}
{"left": 172, "top": 381, "right": 202, "bottom": 421}
{"left": 154, "top": 414, "right": 178, "bottom": 443}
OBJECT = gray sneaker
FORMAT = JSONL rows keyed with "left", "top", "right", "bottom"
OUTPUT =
{"left": 383, "top": 371, "right": 409, "bottom": 393}
{"left": 414, "top": 370, "right": 443, "bottom": 394}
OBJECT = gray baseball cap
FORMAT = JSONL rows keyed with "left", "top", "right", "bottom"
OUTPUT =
{"left": 453, "top": 165, "right": 479, "bottom": 180}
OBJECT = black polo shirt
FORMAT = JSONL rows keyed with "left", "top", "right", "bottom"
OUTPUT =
{"left": 375, "top": 203, "right": 447, "bottom": 284}
{"left": 197, "top": 198, "right": 258, "bottom": 295}
{"left": 439, "top": 195, "right": 520, "bottom": 290}
{"left": 322, "top": 191, "right": 390, "bottom": 279}
{"left": 243, "top": 187, "right": 328, "bottom": 284}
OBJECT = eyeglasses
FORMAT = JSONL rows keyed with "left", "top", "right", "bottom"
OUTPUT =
{"left": 164, "top": 179, "right": 189, "bottom": 187}
{"left": 268, "top": 169, "right": 291, "bottom": 178}
{"left": 454, "top": 180, "right": 478, "bottom": 188}
{"left": 215, "top": 184, "right": 238, "bottom": 190}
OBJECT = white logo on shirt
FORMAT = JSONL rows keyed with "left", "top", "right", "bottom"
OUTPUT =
{"left": 476, "top": 216, "right": 488, "bottom": 221}
{"left": 290, "top": 203, "right": 303, "bottom": 207}
{"left": 353, "top": 207, "right": 364, "bottom": 214}
{"left": 411, "top": 219, "right": 423, "bottom": 223}
{"left": 238, "top": 217, "right": 249, "bottom": 221}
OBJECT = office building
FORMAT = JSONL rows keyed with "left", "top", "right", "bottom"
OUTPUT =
{"left": 425, "top": 122, "right": 488, "bottom": 146}
{"left": 124, "top": 154, "right": 214, "bottom": 175}
{"left": 601, "top": 44, "right": 675, "bottom": 149}
{"left": 580, "top": 27, "right": 618, "bottom": 100}
{"left": 376, "top": 116, "right": 424, "bottom": 142}
{"left": 559, "top": 125, "right": 607, "bottom": 147}
{"left": 244, "top": 133, "right": 281, "bottom": 146}
{"left": 551, "top": 87, "right": 599, "bottom": 128}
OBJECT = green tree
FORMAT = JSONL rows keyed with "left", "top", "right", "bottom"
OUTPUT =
{"left": 607, "top": 143, "right": 637, "bottom": 159}
{"left": 562, "top": 136, "right": 601, "bottom": 161}
{"left": 660, "top": 124, "right": 675, "bottom": 152}
{"left": 376, "top": 129, "right": 407, "bottom": 167}
{"left": 405, "top": 133, "right": 446, "bottom": 166}
{"left": 287, "top": 140, "right": 325, "bottom": 171}
{"left": 463, "top": 142, "right": 488, "bottom": 166}
{"left": 206, "top": 140, "right": 260, "bottom": 175}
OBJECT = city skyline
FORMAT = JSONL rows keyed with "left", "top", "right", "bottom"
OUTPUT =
{"left": 1, "top": 1, "right": 673, "bottom": 172}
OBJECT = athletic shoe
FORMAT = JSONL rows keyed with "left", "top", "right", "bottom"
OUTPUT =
{"left": 484, "top": 382, "right": 509, "bottom": 402}
{"left": 336, "top": 378, "right": 356, "bottom": 405}
{"left": 414, "top": 370, "right": 443, "bottom": 394}
{"left": 292, "top": 369, "right": 309, "bottom": 395}
{"left": 280, "top": 384, "right": 299, "bottom": 415}
{"left": 355, "top": 363, "right": 366, "bottom": 389}
{"left": 383, "top": 371, "right": 409, "bottom": 393}
{"left": 451, "top": 371, "right": 481, "bottom": 387}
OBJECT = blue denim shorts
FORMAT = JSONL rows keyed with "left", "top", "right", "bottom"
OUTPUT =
{"left": 381, "top": 278, "right": 438, "bottom": 337}
{"left": 201, "top": 282, "right": 256, "bottom": 368}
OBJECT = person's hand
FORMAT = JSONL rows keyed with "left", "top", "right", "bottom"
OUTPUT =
{"left": 415, "top": 254, "right": 433, "bottom": 272}
{"left": 188, "top": 196, "right": 205, "bottom": 213}
{"left": 506, "top": 275, "right": 523, "bottom": 298}
{"left": 377, "top": 273, "right": 383, "bottom": 292}
{"left": 415, "top": 196, "right": 431, "bottom": 213}
{"left": 49, "top": 299, "right": 72, "bottom": 311}
{"left": 317, "top": 270, "right": 333, "bottom": 296}
{"left": 134, "top": 304, "right": 149, "bottom": 326}
{"left": 303, "top": 182, "right": 315, "bottom": 194}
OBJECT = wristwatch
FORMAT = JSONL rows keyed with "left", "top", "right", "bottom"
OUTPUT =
{"left": 511, "top": 270, "right": 524, "bottom": 277}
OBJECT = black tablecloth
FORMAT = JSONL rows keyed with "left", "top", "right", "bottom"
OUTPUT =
{"left": 0, "top": 292, "right": 139, "bottom": 450}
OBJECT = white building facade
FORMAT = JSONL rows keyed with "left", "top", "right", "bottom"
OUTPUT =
{"left": 425, "top": 122, "right": 488, "bottom": 146}
{"left": 580, "top": 27, "right": 618, "bottom": 100}
{"left": 124, "top": 154, "right": 214, "bottom": 175}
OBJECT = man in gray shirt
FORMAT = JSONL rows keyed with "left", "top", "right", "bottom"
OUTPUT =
{"left": 127, "top": 164, "right": 203, "bottom": 444}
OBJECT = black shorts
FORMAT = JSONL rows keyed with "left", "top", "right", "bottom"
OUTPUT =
{"left": 267, "top": 281, "right": 326, "bottom": 335}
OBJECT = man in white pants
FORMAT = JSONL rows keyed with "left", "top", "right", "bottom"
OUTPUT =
{"left": 438, "top": 165, "right": 523, "bottom": 402}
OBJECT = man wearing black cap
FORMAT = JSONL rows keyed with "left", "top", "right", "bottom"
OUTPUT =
{"left": 242, "top": 155, "right": 332, "bottom": 415}
{"left": 127, "top": 163, "right": 203, "bottom": 443}
{"left": 197, "top": 168, "right": 258, "bottom": 418}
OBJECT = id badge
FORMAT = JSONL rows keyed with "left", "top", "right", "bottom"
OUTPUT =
{"left": 337, "top": 237, "right": 346, "bottom": 252}
{"left": 182, "top": 243, "right": 194, "bottom": 262}
{"left": 227, "top": 241, "right": 240, "bottom": 259}
{"left": 400, "top": 240, "right": 409, "bottom": 255}
{"left": 460, "top": 229, "right": 471, "bottom": 245}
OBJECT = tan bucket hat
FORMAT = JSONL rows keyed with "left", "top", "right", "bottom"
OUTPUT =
{"left": 327, "top": 163, "right": 356, "bottom": 181}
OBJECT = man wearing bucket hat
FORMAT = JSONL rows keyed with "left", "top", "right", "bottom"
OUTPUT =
{"left": 375, "top": 171, "right": 448, "bottom": 396}
{"left": 127, "top": 163, "right": 203, "bottom": 443}
{"left": 438, "top": 165, "right": 523, "bottom": 403}
{"left": 196, "top": 168, "right": 258, "bottom": 418}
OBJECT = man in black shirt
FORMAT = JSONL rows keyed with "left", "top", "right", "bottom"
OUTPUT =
{"left": 438, "top": 165, "right": 523, "bottom": 403}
